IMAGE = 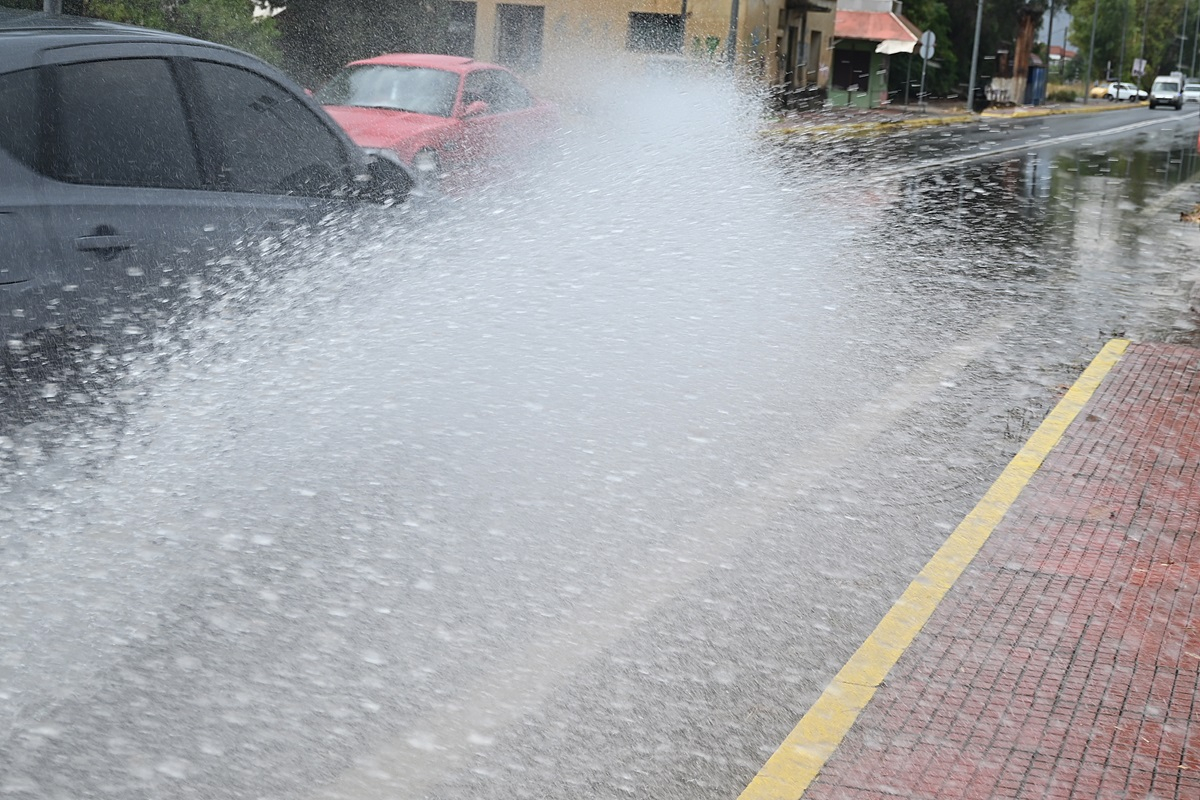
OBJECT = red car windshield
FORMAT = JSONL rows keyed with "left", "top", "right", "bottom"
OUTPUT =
{"left": 317, "top": 65, "right": 459, "bottom": 117}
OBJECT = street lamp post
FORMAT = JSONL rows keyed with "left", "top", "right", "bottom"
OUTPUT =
{"left": 1046, "top": 0, "right": 1056, "bottom": 79}
{"left": 1182, "top": 0, "right": 1191, "bottom": 73}
{"left": 966, "top": 0, "right": 984, "bottom": 111}
{"left": 1084, "top": 0, "right": 1100, "bottom": 104}
{"left": 726, "top": 0, "right": 740, "bottom": 71}
{"left": 1139, "top": 0, "right": 1151, "bottom": 85}
{"left": 1192, "top": 1, "right": 1199, "bottom": 73}
{"left": 1118, "top": 0, "right": 1130, "bottom": 83}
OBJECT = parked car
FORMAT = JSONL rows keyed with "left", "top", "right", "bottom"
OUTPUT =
{"left": 1184, "top": 83, "right": 1200, "bottom": 103}
{"left": 1149, "top": 76, "right": 1184, "bottom": 109}
{"left": 1117, "top": 82, "right": 1148, "bottom": 101}
{"left": 0, "top": 9, "right": 412, "bottom": 359}
{"left": 1095, "top": 82, "right": 1145, "bottom": 101}
{"left": 317, "top": 54, "right": 558, "bottom": 191}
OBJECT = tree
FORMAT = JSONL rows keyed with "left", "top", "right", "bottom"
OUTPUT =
{"left": 945, "top": 0, "right": 1034, "bottom": 89}
{"left": 277, "top": 0, "right": 450, "bottom": 88}
{"left": 894, "top": 0, "right": 960, "bottom": 96}
{"left": 1067, "top": 0, "right": 1136, "bottom": 81}
{"left": 12, "top": 0, "right": 284, "bottom": 63}
{"left": 1067, "top": 0, "right": 1195, "bottom": 82}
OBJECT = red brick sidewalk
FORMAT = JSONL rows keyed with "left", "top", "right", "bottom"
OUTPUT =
{"left": 804, "top": 341, "right": 1200, "bottom": 799}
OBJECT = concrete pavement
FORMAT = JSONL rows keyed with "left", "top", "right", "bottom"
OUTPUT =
{"left": 738, "top": 340, "right": 1200, "bottom": 798}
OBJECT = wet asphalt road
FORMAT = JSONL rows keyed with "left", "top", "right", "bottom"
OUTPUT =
{"left": 3, "top": 88, "right": 1200, "bottom": 799}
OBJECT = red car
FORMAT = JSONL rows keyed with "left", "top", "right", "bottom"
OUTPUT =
{"left": 317, "top": 54, "right": 557, "bottom": 191}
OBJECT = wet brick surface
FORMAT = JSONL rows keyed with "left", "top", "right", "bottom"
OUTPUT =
{"left": 804, "top": 342, "right": 1200, "bottom": 799}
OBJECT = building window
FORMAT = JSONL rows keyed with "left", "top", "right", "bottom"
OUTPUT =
{"left": 626, "top": 12, "right": 684, "bottom": 54}
{"left": 807, "top": 30, "right": 822, "bottom": 82}
{"left": 496, "top": 4, "right": 544, "bottom": 72}
{"left": 447, "top": 2, "right": 477, "bottom": 58}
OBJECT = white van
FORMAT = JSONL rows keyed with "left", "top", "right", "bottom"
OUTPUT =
{"left": 1149, "top": 76, "right": 1184, "bottom": 109}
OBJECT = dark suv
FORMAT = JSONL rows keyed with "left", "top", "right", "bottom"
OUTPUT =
{"left": 0, "top": 9, "right": 411, "bottom": 355}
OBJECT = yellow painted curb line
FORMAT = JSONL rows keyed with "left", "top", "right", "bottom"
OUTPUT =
{"left": 991, "top": 101, "right": 1149, "bottom": 119}
{"left": 764, "top": 99, "right": 1143, "bottom": 139}
{"left": 764, "top": 114, "right": 973, "bottom": 139}
{"left": 737, "top": 338, "right": 1132, "bottom": 800}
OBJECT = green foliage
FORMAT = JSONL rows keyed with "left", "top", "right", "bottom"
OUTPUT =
{"left": 279, "top": 0, "right": 450, "bottom": 88}
{"left": 52, "top": 0, "right": 281, "bottom": 63}
{"left": 1048, "top": 86, "right": 1079, "bottom": 100}
{"left": 1067, "top": 0, "right": 1200, "bottom": 81}
{"left": 944, "top": 0, "right": 1031, "bottom": 86}
{"left": 892, "top": 0, "right": 1047, "bottom": 94}
{"left": 171, "top": 0, "right": 280, "bottom": 62}
{"left": 893, "top": 0, "right": 960, "bottom": 96}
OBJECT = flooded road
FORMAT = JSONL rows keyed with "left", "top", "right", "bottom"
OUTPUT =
{"left": 2, "top": 83, "right": 1200, "bottom": 799}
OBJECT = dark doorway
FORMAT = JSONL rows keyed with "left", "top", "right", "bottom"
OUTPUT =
{"left": 626, "top": 12, "right": 684, "bottom": 53}
{"left": 447, "top": 1, "right": 477, "bottom": 57}
{"left": 496, "top": 4, "right": 544, "bottom": 71}
{"left": 832, "top": 49, "right": 870, "bottom": 91}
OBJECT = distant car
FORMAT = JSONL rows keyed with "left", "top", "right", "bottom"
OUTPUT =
{"left": 318, "top": 54, "right": 558, "bottom": 191}
{"left": 1099, "top": 82, "right": 1143, "bottom": 101}
{"left": 1149, "top": 76, "right": 1184, "bottom": 109}
{"left": 0, "top": 9, "right": 411, "bottom": 358}
{"left": 1184, "top": 83, "right": 1200, "bottom": 103}
{"left": 1118, "top": 82, "right": 1148, "bottom": 101}
{"left": 1088, "top": 83, "right": 1110, "bottom": 99}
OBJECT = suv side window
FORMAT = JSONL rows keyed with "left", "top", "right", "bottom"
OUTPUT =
{"left": 0, "top": 68, "right": 40, "bottom": 170}
{"left": 54, "top": 58, "right": 201, "bottom": 189}
{"left": 192, "top": 60, "right": 352, "bottom": 197}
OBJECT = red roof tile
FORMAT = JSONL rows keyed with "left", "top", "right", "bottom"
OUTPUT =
{"left": 834, "top": 10, "right": 920, "bottom": 43}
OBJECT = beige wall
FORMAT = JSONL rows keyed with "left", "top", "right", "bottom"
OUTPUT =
{"left": 465, "top": 0, "right": 834, "bottom": 93}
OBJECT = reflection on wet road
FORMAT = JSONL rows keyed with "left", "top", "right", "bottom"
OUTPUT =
{"left": 2, "top": 86, "right": 1200, "bottom": 800}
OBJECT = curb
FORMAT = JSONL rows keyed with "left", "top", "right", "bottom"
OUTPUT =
{"left": 735, "top": 339, "right": 1131, "bottom": 800}
{"left": 765, "top": 99, "right": 1147, "bottom": 140}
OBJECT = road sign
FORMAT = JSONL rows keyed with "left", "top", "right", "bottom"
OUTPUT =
{"left": 1132, "top": 58, "right": 1146, "bottom": 77}
{"left": 919, "top": 30, "right": 936, "bottom": 61}
{"left": 918, "top": 31, "right": 935, "bottom": 112}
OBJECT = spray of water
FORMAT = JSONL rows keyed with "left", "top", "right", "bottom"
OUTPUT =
{"left": 0, "top": 67, "right": 861, "bottom": 798}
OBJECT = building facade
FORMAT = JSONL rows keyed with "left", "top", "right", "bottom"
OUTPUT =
{"left": 829, "top": 0, "right": 919, "bottom": 108}
{"left": 442, "top": 0, "right": 836, "bottom": 98}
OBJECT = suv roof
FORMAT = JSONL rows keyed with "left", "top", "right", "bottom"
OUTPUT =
{"left": 0, "top": 8, "right": 234, "bottom": 66}
{"left": 1, "top": 6, "right": 173, "bottom": 34}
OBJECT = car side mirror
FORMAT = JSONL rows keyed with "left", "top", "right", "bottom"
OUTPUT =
{"left": 461, "top": 100, "right": 490, "bottom": 118}
{"left": 354, "top": 154, "right": 414, "bottom": 206}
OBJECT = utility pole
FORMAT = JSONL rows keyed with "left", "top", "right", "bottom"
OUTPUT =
{"left": 1139, "top": 0, "right": 1151, "bottom": 86}
{"left": 1141, "top": 0, "right": 1151, "bottom": 62}
{"left": 43, "top": 0, "right": 61, "bottom": 13}
{"left": 1118, "top": 0, "right": 1130, "bottom": 83}
{"left": 680, "top": 0, "right": 688, "bottom": 55}
{"left": 1192, "top": 2, "right": 1199, "bottom": 73}
{"left": 966, "top": 0, "right": 984, "bottom": 112}
{"left": 1085, "top": 0, "right": 1100, "bottom": 104}
{"left": 1046, "top": 0, "right": 1056, "bottom": 78}
{"left": 1183, "top": 0, "right": 1191, "bottom": 73}
{"left": 726, "top": 0, "right": 740, "bottom": 71}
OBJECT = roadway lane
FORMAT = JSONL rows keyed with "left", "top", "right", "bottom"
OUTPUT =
{"left": 3, "top": 80, "right": 1200, "bottom": 800}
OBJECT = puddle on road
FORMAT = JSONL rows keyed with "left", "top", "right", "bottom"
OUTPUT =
{"left": 779, "top": 119, "right": 1200, "bottom": 353}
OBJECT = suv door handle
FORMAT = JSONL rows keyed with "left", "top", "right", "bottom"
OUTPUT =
{"left": 75, "top": 225, "right": 132, "bottom": 261}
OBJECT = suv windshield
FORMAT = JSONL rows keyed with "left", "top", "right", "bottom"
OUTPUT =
{"left": 316, "top": 65, "right": 459, "bottom": 117}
